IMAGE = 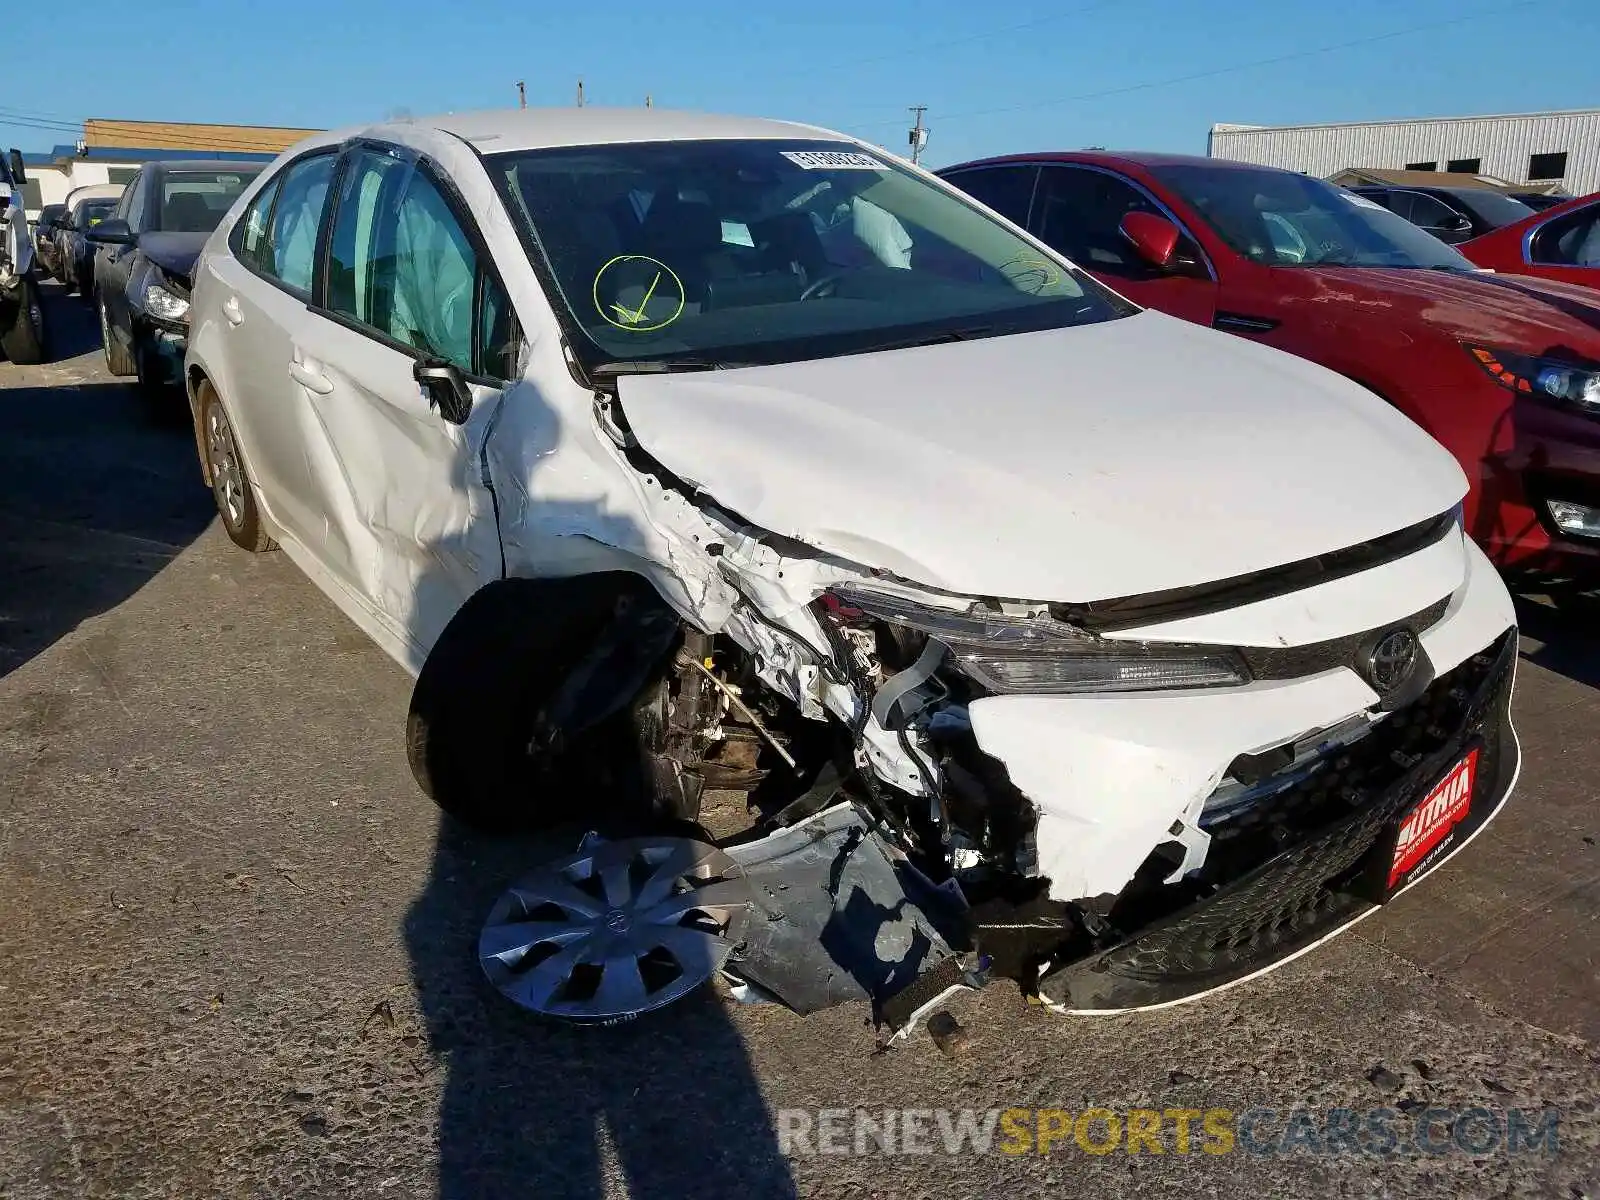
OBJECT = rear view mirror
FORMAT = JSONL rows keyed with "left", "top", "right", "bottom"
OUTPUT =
{"left": 414, "top": 358, "right": 473, "bottom": 425}
{"left": 8, "top": 149, "right": 26, "bottom": 186}
{"left": 87, "top": 218, "right": 133, "bottom": 244}
{"left": 1119, "top": 211, "right": 1181, "bottom": 268}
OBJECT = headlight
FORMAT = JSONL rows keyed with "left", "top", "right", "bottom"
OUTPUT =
{"left": 826, "top": 585, "right": 1250, "bottom": 695}
{"left": 143, "top": 279, "right": 190, "bottom": 324}
{"left": 1466, "top": 344, "right": 1600, "bottom": 414}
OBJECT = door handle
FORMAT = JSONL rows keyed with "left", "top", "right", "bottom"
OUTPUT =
{"left": 222, "top": 296, "right": 244, "bottom": 326}
{"left": 288, "top": 359, "right": 334, "bottom": 395}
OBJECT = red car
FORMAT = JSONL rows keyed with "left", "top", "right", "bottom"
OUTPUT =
{"left": 939, "top": 152, "right": 1600, "bottom": 574}
{"left": 1460, "top": 190, "right": 1600, "bottom": 291}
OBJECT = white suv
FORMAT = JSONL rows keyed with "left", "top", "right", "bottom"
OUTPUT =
{"left": 0, "top": 148, "right": 46, "bottom": 363}
{"left": 184, "top": 109, "right": 1518, "bottom": 1026}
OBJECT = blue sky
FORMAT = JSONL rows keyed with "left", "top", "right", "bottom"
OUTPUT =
{"left": 2, "top": 0, "right": 1594, "bottom": 168}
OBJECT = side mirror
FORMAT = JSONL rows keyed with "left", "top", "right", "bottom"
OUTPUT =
{"left": 87, "top": 218, "right": 134, "bottom": 245}
{"left": 414, "top": 358, "right": 473, "bottom": 425}
{"left": 8, "top": 149, "right": 26, "bottom": 186}
{"left": 1119, "top": 211, "right": 1181, "bottom": 269}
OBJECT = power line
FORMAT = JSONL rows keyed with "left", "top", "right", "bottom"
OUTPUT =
{"left": 852, "top": 0, "right": 1553, "bottom": 131}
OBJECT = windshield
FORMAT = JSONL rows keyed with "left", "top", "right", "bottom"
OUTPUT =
{"left": 490, "top": 139, "right": 1132, "bottom": 372}
{"left": 158, "top": 169, "right": 260, "bottom": 233}
{"left": 1446, "top": 189, "right": 1534, "bottom": 228}
{"left": 1152, "top": 164, "right": 1477, "bottom": 271}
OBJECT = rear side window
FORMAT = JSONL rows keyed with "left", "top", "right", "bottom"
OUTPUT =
{"left": 327, "top": 149, "right": 501, "bottom": 375}
{"left": 264, "top": 154, "right": 336, "bottom": 293}
{"left": 945, "top": 166, "right": 1039, "bottom": 226}
{"left": 235, "top": 176, "right": 282, "bottom": 273}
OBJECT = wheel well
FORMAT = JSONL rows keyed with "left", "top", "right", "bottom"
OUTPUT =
{"left": 187, "top": 367, "right": 214, "bottom": 486}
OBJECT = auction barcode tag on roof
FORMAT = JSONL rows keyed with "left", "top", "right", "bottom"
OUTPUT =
{"left": 781, "top": 150, "right": 886, "bottom": 171}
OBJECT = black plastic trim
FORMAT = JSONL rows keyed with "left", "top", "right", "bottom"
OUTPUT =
{"left": 1052, "top": 511, "right": 1460, "bottom": 633}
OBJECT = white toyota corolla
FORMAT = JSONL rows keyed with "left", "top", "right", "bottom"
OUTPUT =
{"left": 184, "top": 109, "right": 1519, "bottom": 1029}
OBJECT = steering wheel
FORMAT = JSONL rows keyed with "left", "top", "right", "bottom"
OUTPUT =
{"left": 800, "top": 272, "right": 844, "bottom": 301}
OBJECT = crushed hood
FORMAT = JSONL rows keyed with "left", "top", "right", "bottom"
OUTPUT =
{"left": 137, "top": 232, "right": 207, "bottom": 284}
{"left": 618, "top": 311, "right": 1467, "bottom": 603}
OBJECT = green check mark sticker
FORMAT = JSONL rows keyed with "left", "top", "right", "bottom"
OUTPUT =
{"left": 593, "top": 255, "right": 686, "bottom": 332}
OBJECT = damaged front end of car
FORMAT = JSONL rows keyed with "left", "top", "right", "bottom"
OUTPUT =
{"left": 468, "top": 360, "right": 1520, "bottom": 1036}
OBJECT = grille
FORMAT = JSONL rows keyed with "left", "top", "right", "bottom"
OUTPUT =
{"left": 1236, "top": 596, "right": 1449, "bottom": 681}
{"left": 1041, "top": 629, "right": 1515, "bottom": 1007}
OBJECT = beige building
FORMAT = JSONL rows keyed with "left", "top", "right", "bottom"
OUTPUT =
{"left": 22, "top": 119, "right": 319, "bottom": 217}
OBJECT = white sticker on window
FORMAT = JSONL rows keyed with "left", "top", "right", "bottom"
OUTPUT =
{"left": 1342, "top": 192, "right": 1385, "bottom": 211}
{"left": 781, "top": 150, "right": 886, "bottom": 171}
{"left": 720, "top": 220, "right": 754, "bottom": 247}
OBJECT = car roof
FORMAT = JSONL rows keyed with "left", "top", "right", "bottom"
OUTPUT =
{"left": 64, "top": 183, "right": 124, "bottom": 207}
{"left": 141, "top": 159, "right": 270, "bottom": 175}
{"left": 940, "top": 149, "right": 1282, "bottom": 173}
{"left": 305, "top": 108, "right": 846, "bottom": 156}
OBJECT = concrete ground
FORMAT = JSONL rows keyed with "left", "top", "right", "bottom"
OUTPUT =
{"left": 1, "top": 284, "right": 1595, "bottom": 1199}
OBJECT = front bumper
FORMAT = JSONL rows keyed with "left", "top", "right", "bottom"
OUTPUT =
{"left": 133, "top": 316, "right": 188, "bottom": 386}
{"left": 1038, "top": 627, "right": 1517, "bottom": 1011}
{"left": 961, "top": 533, "right": 1519, "bottom": 1010}
{"left": 1479, "top": 396, "right": 1600, "bottom": 574}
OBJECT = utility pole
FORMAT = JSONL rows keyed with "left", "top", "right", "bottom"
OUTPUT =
{"left": 645, "top": 94, "right": 653, "bottom": 109}
{"left": 908, "top": 105, "right": 929, "bottom": 165}
{"left": 576, "top": 79, "right": 585, "bottom": 108}
{"left": 516, "top": 80, "right": 526, "bottom": 109}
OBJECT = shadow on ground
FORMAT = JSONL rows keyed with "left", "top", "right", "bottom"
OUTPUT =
{"left": 0, "top": 296, "right": 212, "bottom": 676}
{"left": 404, "top": 818, "right": 798, "bottom": 1200}
{"left": 1507, "top": 574, "right": 1600, "bottom": 689}
{"left": 42, "top": 279, "right": 108, "bottom": 362}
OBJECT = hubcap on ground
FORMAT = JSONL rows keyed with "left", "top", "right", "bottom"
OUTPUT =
{"left": 480, "top": 836, "right": 752, "bottom": 1024}
{"left": 206, "top": 404, "right": 245, "bottom": 528}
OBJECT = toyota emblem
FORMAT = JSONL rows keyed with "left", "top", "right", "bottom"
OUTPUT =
{"left": 1364, "top": 629, "right": 1419, "bottom": 694}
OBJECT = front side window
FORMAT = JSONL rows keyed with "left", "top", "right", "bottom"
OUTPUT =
{"left": 262, "top": 155, "right": 334, "bottom": 292}
{"left": 1401, "top": 192, "right": 1463, "bottom": 232}
{"left": 1531, "top": 205, "right": 1600, "bottom": 267}
{"left": 122, "top": 176, "right": 146, "bottom": 230}
{"left": 1152, "top": 164, "right": 1476, "bottom": 271}
{"left": 490, "top": 138, "right": 1130, "bottom": 374}
{"left": 327, "top": 149, "right": 483, "bottom": 373}
{"left": 156, "top": 169, "right": 261, "bottom": 234}
{"left": 1030, "top": 166, "right": 1204, "bottom": 279}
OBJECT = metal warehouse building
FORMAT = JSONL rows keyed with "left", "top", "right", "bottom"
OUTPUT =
{"left": 1208, "top": 108, "right": 1600, "bottom": 196}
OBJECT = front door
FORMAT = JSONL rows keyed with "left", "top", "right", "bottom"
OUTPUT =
{"left": 287, "top": 145, "right": 514, "bottom": 658}
{"left": 1030, "top": 165, "right": 1218, "bottom": 326}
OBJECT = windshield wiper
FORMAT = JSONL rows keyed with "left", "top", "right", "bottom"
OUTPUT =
{"left": 853, "top": 326, "right": 996, "bottom": 354}
{"left": 589, "top": 358, "right": 751, "bottom": 377}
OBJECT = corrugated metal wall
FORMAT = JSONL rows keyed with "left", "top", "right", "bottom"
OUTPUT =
{"left": 1209, "top": 111, "right": 1600, "bottom": 193}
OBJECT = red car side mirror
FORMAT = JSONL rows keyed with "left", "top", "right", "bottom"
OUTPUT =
{"left": 1120, "top": 211, "right": 1181, "bottom": 268}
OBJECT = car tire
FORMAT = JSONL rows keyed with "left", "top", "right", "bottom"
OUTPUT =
{"left": 198, "top": 380, "right": 275, "bottom": 553}
{"left": 1, "top": 278, "right": 48, "bottom": 365}
{"left": 406, "top": 574, "right": 674, "bottom": 832}
{"left": 99, "top": 295, "right": 136, "bottom": 376}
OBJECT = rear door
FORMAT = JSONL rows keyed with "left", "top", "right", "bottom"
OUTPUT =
{"left": 201, "top": 150, "right": 340, "bottom": 548}
{"left": 284, "top": 143, "right": 516, "bottom": 655}
{"left": 1028, "top": 164, "right": 1218, "bottom": 325}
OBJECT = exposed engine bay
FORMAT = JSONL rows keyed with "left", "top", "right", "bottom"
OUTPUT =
{"left": 464, "top": 454, "right": 1518, "bottom": 1030}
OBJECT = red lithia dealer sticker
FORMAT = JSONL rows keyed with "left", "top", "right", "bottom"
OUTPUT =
{"left": 1389, "top": 748, "right": 1479, "bottom": 889}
